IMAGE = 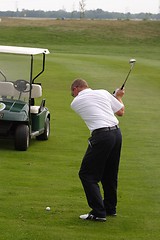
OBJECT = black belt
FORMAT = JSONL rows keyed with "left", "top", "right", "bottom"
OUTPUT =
{"left": 92, "top": 125, "right": 119, "bottom": 135}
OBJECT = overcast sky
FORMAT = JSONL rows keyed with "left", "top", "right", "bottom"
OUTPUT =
{"left": 0, "top": 0, "right": 159, "bottom": 14}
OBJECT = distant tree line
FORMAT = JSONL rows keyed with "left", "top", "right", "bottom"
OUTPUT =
{"left": 0, "top": 9, "right": 159, "bottom": 20}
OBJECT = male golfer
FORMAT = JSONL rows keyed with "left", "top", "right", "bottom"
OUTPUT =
{"left": 70, "top": 78, "right": 125, "bottom": 222}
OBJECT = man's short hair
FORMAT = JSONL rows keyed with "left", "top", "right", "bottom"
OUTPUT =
{"left": 71, "top": 78, "right": 89, "bottom": 90}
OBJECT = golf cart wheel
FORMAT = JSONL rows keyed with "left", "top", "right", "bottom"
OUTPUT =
{"left": 15, "top": 125, "right": 29, "bottom": 151}
{"left": 36, "top": 118, "right": 50, "bottom": 140}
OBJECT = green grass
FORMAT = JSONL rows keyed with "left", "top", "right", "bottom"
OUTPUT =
{"left": 0, "top": 18, "right": 160, "bottom": 240}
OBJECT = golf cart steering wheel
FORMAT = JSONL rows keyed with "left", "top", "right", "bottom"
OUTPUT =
{"left": 13, "top": 79, "right": 30, "bottom": 93}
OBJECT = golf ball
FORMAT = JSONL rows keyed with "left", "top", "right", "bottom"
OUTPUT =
{"left": 46, "top": 207, "right": 51, "bottom": 211}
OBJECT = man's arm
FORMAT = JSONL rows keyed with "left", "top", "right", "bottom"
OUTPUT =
{"left": 114, "top": 88, "right": 125, "bottom": 116}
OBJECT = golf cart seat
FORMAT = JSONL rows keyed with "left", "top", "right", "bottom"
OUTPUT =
{"left": 0, "top": 81, "right": 14, "bottom": 98}
{"left": 31, "top": 84, "right": 42, "bottom": 98}
{"left": 30, "top": 84, "right": 42, "bottom": 114}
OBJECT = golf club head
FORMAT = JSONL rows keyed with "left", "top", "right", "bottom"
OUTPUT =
{"left": 129, "top": 59, "right": 136, "bottom": 64}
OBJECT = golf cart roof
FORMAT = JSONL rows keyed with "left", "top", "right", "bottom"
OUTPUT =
{"left": 0, "top": 45, "right": 50, "bottom": 55}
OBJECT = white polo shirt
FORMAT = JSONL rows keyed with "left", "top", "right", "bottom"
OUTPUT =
{"left": 71, "top": 88, "right": 123, "bottom": 132}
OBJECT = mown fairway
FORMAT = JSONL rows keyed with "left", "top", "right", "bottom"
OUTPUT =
{"left": 0, "top": 18, "right": 160, "bottom": 240}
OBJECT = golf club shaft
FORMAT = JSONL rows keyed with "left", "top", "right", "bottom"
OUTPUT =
{"left": 120, "top": 68, "right": 132, "bottom": 89}
{"left": 120, "top": 63, "right": 135, "bottom": 90}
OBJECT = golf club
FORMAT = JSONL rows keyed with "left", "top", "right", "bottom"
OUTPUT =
{"left": 120, "top": 58, "right": 136, "bottom": 90}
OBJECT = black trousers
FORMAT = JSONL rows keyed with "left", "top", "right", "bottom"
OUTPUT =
{"left": 79, "top": 128, "right": 122, "bottom": 218}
